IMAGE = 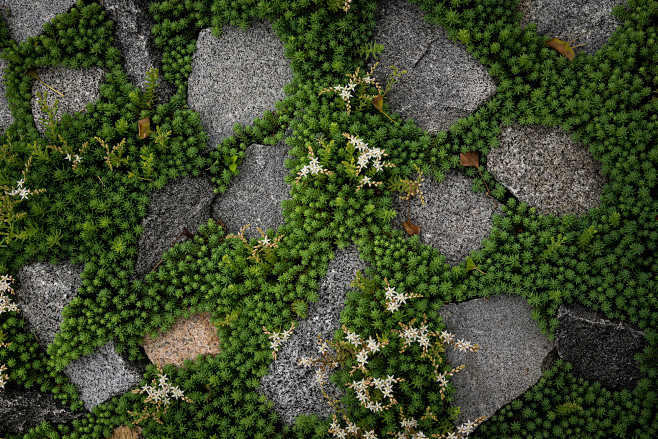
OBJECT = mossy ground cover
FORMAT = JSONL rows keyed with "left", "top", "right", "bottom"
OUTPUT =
{"left": 0, "top": 0, "right": 656, "bottom": 438}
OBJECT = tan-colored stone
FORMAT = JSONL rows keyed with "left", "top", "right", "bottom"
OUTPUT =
{"left": 107, "top": 425, "right": 142, "bottom": 439}
{"left": 142, "top": 313, "right": 221, "bottom": 368}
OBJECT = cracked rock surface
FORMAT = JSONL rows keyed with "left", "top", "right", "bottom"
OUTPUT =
{"left": 369, "top": 0, "right": 496, "bottom": 134}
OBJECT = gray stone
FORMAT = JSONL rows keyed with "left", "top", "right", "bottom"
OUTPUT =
{"left": 487, "top": 124, "right": 607, "bottom": 217}
{"left": 258, "top": 246, "right": 367, "bottom": 425}
{"left": 0, "top": 387, "right": 85, "bottom": 434}
{"left": 369, "top": 0, "right": 496, "bottom": 134}
{"left": 188, "top": 22, "right": 293, "bottom": 151}
{"left": 438, "top": 295, "right": 555, "bottom": 425}
{"left": 526, "top": 0, "right": 627, "bottom": 55}
{"left": 392, "top": 171, "right": 502, "bottom": 266}
{"left": 2, "top": 0, "right": 76, "bottom": 43}
{"left": 31, "top": 67, "right": 106, "bottom": 137}
{"left": 101, "top": 0, "right": 175, "bottom": 104}
{"left": 134, "top": 175, "right": 216, "bottom": 279}
{"left": 211, "top": 143, "right": 292, "bottom": 240}
{"left": 64, "top": 340, "right": 143, "bottom": 411}
{"left": 14, "top": 262, "right": 84, "bottom": 350}
{"left": 556, "top": 303, "right": 648, "bottom": 390}
{"left": 0, "top": 56, "right": 14, "bottom": 134}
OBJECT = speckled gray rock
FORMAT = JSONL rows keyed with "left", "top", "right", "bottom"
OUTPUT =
{"left": 392, "top": 171, "right": 502, "bottom": 266}
{"left": 101, "top": 0, "right": 174, "bottom": 103}
{"left": 526, "top": 0, "right": 627, "bottom": 55}
{"left": 0, "top": 388, "right": 85, "bottom": 434}
{"left": 0, "top": 56, "right": 14, "bottom": 134}
{"left": 2, "top": 0, "right": 76, "bottom": 43}
{"left": 556, "top": 303, "right": 648, "bottom": 390}
{"left": 439, "top": 295, "right": 555, "bottom": 425}
{"left": 14, "top": 262, "right": 84, "bottom": 350}
{"left": 31, "top": 67, "right": 106, "bottom": 136}
{"left": 134, "top": 175, "right": 217, "bottom": 279}
{"left": 64, "top": 340, "right": 143, "bottom": 411}
{"left": 188, "top": 22, "right": 293, "bottom": 151}
{"left": 258, "top": 246, "right": 367, "bottom": 425}
{"left": 369, "top": 0, "right": 496, "bottom": 134}
{"left": 211, "top": 143, "right": 292, "bottom": 240}
{"left": 487, "top": 124, "right": 607, "bottom": 217}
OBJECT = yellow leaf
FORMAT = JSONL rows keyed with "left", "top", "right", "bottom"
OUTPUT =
{"left": 372, "top": 94, "right": 384, "bottom": 111}
{"left": 546, "top": 38, "right": 575, "bottom": 61}
{"left": 138, "top": 117, "right": 152, "bottom": 139}
{"left": 459, "top": 151, "right": 480, "bottom": 170}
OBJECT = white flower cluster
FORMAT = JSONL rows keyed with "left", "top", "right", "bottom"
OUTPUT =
{"left": 346, "top": 374, "right": 403, "bottom": 413}
{"left": 329, "top": 413, "right": 378, "bottom": 439}
{"left": 262, "top": 322, "right": 295, "bottom": 360}
{"left": 382, "top": 278, "right": 423, "bottom": 313}
{"left": 5, "top": 178, "right": 30, "bottom": 200}
{"left": 0, "top": 274, "right": 18, "bottom": 315}
{"left": 320, "top": 67, "right": 378, "bottom": 115}
{"left": 343, "top": 133, "right": 395, "bottom": 191}
{"left": 295, "top": 144, "right": 334, "bottom": 183}
{"left": 137, "top": 372, "right": 187, "bottom": 406}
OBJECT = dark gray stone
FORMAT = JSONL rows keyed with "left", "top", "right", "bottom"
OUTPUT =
{"left": 258, "top": 246, "right": 367, "bottom": 425}
{"left": 369, "top": 0, "right": 496, "bottom": 134}
{"left": 31, "top": 67, "right": 106, "bottom": 137}
{"left": 188, "top": 22, "right": 293, "bottom": 151}
{"left": 392, "top": 171, "right": 502, "bottom": 266}
{"left": 439, "top": 295, "right": 555, "bottom": 425}
{"left": 134, "top": 175, "right": 216, "bottom": 279}
{"left": 14, "top": 262, "right": 84, "bottom": 350}
{"left": 526, "top": 0, "right": 627, "bottom": 55}
{"left": 211, "top": 143, "right": 292, "bottom": 240}
{"left": 2, "top": 0, "right": 76, "bottom": 43}
{"left": 101, "top": 0, "right": 175, "bottom": 104}
{"left": 487, "top": 124, "right": 607, "bottom": 217}
{"left": 0, "top": 56, "right": 14, "bottom": 134}
{"left": 0, "top": 387, "right": 85, "bottom": 434}
{"left": 556, "top": 303, "right": 648, "bottom": 390}
{"left": 64, "top": 340, "right": 143, "bottom": 411}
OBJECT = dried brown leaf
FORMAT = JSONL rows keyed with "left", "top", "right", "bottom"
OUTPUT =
{"left": 459, "top": 151, "right": 480, "bottom": 170}
{"left": 138, "top": 117, "right": 152, "bottom": 139}
{"left": 546, "top": 38, "right": 575, "bottom": 61}
{"left": 372, "top": 94, "right": 384, "bottom": 112}
{"left": 403, "top": 220, "right": 421, "bottom": 236}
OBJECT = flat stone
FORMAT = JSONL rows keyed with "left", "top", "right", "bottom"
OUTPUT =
{"left": 439, "top": 295, "right": 555, "bottom": 425}
{"left": 211, "top": 143, "right": 292, "bottom": 240}
{"left": 369, "top": 0, "right": 496, "bottom": 134}
{"left": 487, "top": 124, "right": 607, "bottom": 217}
{"left": 108, "top": 425, "right": 143, "bottom": 439}
{"left": 31, "top": 67, "right": 106, "bottom": 137}
{"left": 392, "top": 171, "right": 502, "bottom": 266}
{"left": 188, "top": 22, "right": 293, "bottom": 150}
{"left": 101, "top": 0, "right": 174, "bottom": 103}
{"left": 0, "top": 387, "right": 85, "bottom": 434}
{"left": 2, "top": 0, "right": 77, "bottom": 43}
{"left": 556, "top": 303, "right": 648, "bottom": 390}
{"left": 142, "top": 312, "right": 222, "bottom": 368}
{"left": 14, "top": 262, "right": 84, "bottom": 350}
{"left": 134, "top": 175, "right": 216, "bottom": 279}
{"left": 64, "top": 340, "right": 143, "bottom": 411}
{"left": 258, "top": 246, "right": 367, "bottom": 425}
{"left": 526, "top": 0, "right": 627, "bottom": 55}
{"left": 0, "top": 56, "right": 14, "bottom": 134}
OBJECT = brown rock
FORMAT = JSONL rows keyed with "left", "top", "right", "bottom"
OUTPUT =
{"left": 107, "top": 425, "right": 142, "bottom": 439}
{"left": 142, "top": 313, "right": 222, "bottom": 368}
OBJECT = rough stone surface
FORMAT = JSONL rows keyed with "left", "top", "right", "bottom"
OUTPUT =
{"left": 2, "top": 0, "right": 76, "bottom": 43}
{"left": 134, "top": 175, "right": 216, "bottom": 279}
{"left": 14, "top": 262, "right": 84, "bottom": 350}
{"left": 211, "top": 143, "right": 292, "bottom": 240}
{"left": 0, "top": 387, "right": 85, "bottom": 434}
{"left": 392, "top": 171, "right": 503, "bottom": 266}
{"left": 438, "top": 295, "right": 555, "bottom": 425}
{"left": 556, "top": 303, "right": 648, "bottom": 390}
{"left": 31, "top": 67, "right": 106, "bottom": 136}
{"left": 188, "top": 22, "right": 293, "bottom": 150}
{"left": 143, "top": 312, "right": 222, "bottom": 368}
{"left": 64, "top": 340, "right": 144, "bottom": 411}
{"left": 369, "top": 0, "right": 496, "bottom": 134}
{"left": 258, "top": 246, "right": 367, "bottom": 425}
{"left": 108, "top": 425, "right": 143, "bottom": 439}
{"left": 101, "top": 0, "right": 175, "bottom": 103}
{"left": 526, "top": 0, "right": 627, "bottom": 55}
{"left": 487, "top": 124, "right": 607, "bottom": 217}
{"left": 0, "top": 56, "right": 14, "bottom": 134}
